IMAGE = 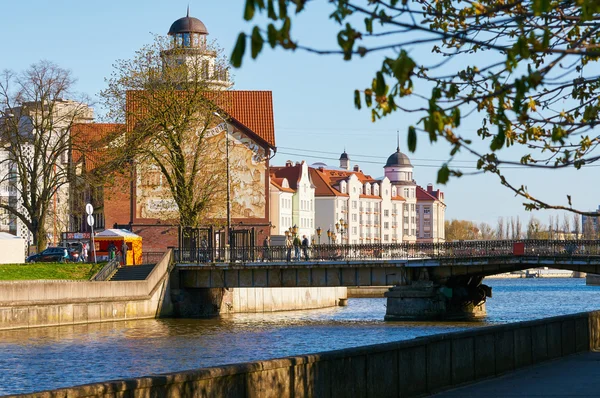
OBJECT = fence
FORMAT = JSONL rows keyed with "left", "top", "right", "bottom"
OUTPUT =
{"left": 173, "top": 239, "right": 600, "bottom": 264}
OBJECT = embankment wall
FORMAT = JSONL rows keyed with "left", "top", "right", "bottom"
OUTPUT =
{"left": 0, "top": 251, "right": 173, "bottom": 331}
{"left": 22, "top": 310, "right": 600, "bottom": 397}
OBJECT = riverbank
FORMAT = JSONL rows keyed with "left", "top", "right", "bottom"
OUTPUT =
{"left": 20, "top": 309, "right": 598, "bottom": 397}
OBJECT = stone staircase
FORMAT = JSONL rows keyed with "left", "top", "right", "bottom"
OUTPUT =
{"left": 109, "top": 264, "right": 156, "bottom": 281}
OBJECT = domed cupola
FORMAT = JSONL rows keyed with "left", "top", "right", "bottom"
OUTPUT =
{"left": 339, "top": 149, "right": 350, "bottom": 170}
{"left": 385, "top": 147, "right": 412, "bottom": 168}
{"left": 168, "top": 7, "right": 208, "bottom": 48}
{"left": 384, "top": 140, "right": 414, "bottom": 184}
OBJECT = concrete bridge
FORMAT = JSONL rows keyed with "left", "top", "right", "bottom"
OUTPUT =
{"left": 172, "top": 240, "right": 600, "bottom": 321}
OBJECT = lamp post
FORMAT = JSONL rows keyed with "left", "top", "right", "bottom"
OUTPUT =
{"left": 336, "top": 218, "right": 347, "bottom": 243}
{"left": 316, "top": 227, "right": 322, "bottom": 244}
{"left": 327, "top": 229, "right": 332, "bottom": 244}
{"left": 214, "top": 112, "right": 231, "bottom": 245}
{"left": 292, "top": 224, "right": 298, "bottom": 236}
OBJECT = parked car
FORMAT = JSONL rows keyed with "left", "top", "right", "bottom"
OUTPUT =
{"left": 26, "top": 247, "right": 76, "bottom": 263}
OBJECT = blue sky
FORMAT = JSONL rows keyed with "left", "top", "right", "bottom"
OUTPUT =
{"left": 1, "top": 0, "right": 597, "bottom": 227}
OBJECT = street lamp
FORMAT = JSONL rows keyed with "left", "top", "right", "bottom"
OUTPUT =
{"left": 213, "top": 112, "right": 231, "bottom": 245}
{"left": 316, "top": 227, "right": 322, "bottom": 244}
{"left": 292, "top": 224, "right": 298, "bottom": 235}
{"left": 327, "top": 229, "right": 332, "bottom": 244}
{"left": 336, "top": 218, "right": 347, "bottom": 243}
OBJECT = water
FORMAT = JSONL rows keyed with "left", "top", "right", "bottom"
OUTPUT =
{"left": 2, "top": 278, "right": 600, "bottom": 395}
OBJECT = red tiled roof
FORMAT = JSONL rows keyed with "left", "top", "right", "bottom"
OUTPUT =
{"left": 271, "top": 163, "right": 304, "bottom": 190}
{"left": 309, "top": 168, "right": 347, "bottom": 197}
{"left": 126, "top": 90, "right": 275, "bottom": 148}
{"left": 392, "top": 195, "right": 406, "bottom": 201}
{"left": 416, "top": 185, "right": 437, "bottom": 201}
{"left": 270, "top": 178, "right": 295, "bottom": 193}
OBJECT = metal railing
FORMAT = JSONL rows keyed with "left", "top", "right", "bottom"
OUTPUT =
{"left": 90, "top": 258, "right": 120, "bottom": 281}
{"left": 173, "top": 239, "right": 600, "bottom": 265}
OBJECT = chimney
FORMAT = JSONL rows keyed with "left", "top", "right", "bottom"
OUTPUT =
{"left": 353, "top": 165, "right": 360, "bottom": 172}
{"left": 427, "top": 183, "right": 433, "bottom": 193}
{"left": 285, "top": 160, "right": 293, "bottom": 167}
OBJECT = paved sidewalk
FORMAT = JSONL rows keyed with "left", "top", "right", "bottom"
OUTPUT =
{"left": 433, "top": 351, "right": 600, "bottom": 397}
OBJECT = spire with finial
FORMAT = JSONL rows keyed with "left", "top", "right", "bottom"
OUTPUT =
{"left": 187, "top": 5, "right": 190, "bottom": 17}
{"left": 396, "top": 130, "right": 400, "bottom": 152}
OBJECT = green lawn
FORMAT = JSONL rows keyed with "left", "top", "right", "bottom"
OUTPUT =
{"left": 0, "top": 262, "right": 105, "bottom": 281}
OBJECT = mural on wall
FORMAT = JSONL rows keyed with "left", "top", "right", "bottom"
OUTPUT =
{"left": 135, "top": 124, "right": 266, "bottom": 221}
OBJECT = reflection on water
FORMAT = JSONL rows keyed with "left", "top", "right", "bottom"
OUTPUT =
{"left": 1, "top": 278, "right": 599, "bottom": 395}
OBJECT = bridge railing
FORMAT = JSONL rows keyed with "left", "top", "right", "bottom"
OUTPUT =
{"left": 173, "top": 239, "right": 600, "bottom": 265}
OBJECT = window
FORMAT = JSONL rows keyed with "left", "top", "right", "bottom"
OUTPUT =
{"left": 404, "top": 188, "right": 409, "bottom": 197}
{"left": 424, "top": 206, "right": 431, "bottom": 214}
{"left": 384, "top": 234, "right": 389, "bottom": 241}
{"left": 352, "top": 226, "right": 357, "bottom": 234}
{"left": 404, "top": 216, "right": 408, "bottom": 224}
{"left": 425, "top": 233, "right": 431, "bottom": 238}
{"left": 352, "top": 201, "right": 358, "bottom": 209}
{"left": 352, "top": 214, "right": 357, "bottom": 222}
{"left": 411, "top": 204, "right": 416, "bottom": 211}
{"left": 411, "top": 228, "right": 416, "bottom": 236}
{"left": 384, "top": 210, "right": 389, "bottom": 217}
{"left": 384, "top": 222, "right": 389, "bottom": 229}
{"left": 404, "top": 228, "right": 409, "bottom": 235}
{"left": 411, "top": 217, "right": 415, "bottom": 224}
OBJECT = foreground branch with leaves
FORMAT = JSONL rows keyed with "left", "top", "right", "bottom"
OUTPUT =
{"left": 233, "top": 0, "right": 600, "bottom": 215}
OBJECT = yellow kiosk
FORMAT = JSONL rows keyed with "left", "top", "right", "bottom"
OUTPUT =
{"left": 94, "top": 229, "right": 143, "bottom": 265}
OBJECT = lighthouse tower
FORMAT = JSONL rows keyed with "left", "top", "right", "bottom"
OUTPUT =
{"left": 162, "top": 8, "right": 232, "bottom": 90}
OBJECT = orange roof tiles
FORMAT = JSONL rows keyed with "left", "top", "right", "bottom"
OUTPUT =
{"left": 125, "top": 90, "right": 275, "bottom": 148}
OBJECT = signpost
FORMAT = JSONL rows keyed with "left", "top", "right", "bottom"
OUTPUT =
{"left": 86, "top": 204, "right": 97, "bottom": 264}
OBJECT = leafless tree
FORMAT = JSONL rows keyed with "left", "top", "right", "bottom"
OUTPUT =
{"left": 0, "top": 61, "right": 92, "bottom": 249}
{"left": 496, "top": 217, "right": 504, "bottom": 241}
{"left": 573, "top": 214, "right": 581, "bottom": 240}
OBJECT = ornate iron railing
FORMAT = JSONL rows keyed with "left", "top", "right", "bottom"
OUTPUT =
{"left": 173, "top": 239, "right": 600, "bottom": 265}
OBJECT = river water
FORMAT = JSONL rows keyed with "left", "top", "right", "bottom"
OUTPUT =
{"left": 2, "top": 278, "right": 600, "bottom": 396}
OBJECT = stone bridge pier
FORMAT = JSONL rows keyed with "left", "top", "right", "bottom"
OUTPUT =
{"left": 384, "top": 268, "right": 492, "bottom": 321}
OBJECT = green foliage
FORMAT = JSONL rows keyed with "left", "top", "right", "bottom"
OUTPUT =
{"left": 235, "top": 0, "right": 600, "bottom": 216}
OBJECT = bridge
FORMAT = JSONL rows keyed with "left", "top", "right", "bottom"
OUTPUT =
{"left": 172, "top": 240, "right": 600, "bottom": 321}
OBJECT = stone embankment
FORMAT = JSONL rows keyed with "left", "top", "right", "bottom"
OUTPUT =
{"left": 23, "top": 310, "right": 599, "bottom": 397}
{"left": 0, "top": 252, "right": 174, "bottom": 330}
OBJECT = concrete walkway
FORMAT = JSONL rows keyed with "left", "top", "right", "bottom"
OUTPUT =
{"left": 433, "top": 351, "right": 600, "bottom": 397}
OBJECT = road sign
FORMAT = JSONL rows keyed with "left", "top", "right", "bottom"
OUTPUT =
{"left": 85, "top": 203, "right": 94, "bottom": 215}
{"left": 87, "top": 214, "right": 95, "bottom": 227}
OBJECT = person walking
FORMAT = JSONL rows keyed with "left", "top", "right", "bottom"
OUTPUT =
{"left": 108, "top": 242, "right": 116, "bottom": 260}
{"left": 285, "top": 235, "right": 293, "bottom": 262}
{"left": 82, "top": 243, "right": 88, "bottom": 263}
{"left": 121, "top": 241, "right": 128, "bottom": 265}
{"left": 293, "top": 234, "right": 301, "bottom": 261}
{"left": 302, "top": 235, "right": 309, "bottom": 261}
{"left": 262, "top": 236, "right": 271, "bottom": 262}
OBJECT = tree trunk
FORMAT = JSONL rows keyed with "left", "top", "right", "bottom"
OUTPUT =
{"left": 35, "top": 226, "right": 48, "bottom": 252}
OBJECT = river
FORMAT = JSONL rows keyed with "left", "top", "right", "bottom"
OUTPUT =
{"left": 2, "top": 278, "right": 599, "bottom": 396}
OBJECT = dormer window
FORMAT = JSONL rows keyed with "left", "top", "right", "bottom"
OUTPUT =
{"left": 374, "top": 184, "right": 379, "bottom": 196}
{"left": 341, "top": 181, "right": 347, "bottom": 194}
{"left": 365, "top": 184, "right": 371, "bottom": 195}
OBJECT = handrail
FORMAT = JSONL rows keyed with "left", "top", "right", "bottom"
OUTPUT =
{"left": 172, "top": 239, "right": 600, "bottom": 265}
{"left": 90, "top": 258, "right": 120, "bottom": 281}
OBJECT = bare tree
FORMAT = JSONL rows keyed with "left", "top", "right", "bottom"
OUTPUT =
{"left": 583, "top": 218, "right": 596, "bottom": 239}
{"left": 573, "top": 214, "right": 581, "bottom": 240}
{"left": 478, "top": 222, "right": 495, "bottom": 240}
{"left": 562, "top": 214, "right": 572, "bottom": 240}
{"left": 496, "top": 217, "right": 504, "bottom": 241}
{"left": 509, "top": 217, "right": 516, "bottom": 240}
{"left": 0, "top": 61, "right": 92, "bottom": 250}
{"left": 548, "top": 215, "right": 554, "bottom": 240}
{"left": 515, "top": 216, "right": 522, "bottom": 240}
{"left": 526, "top": 216, "right": 542, "bottom": 239}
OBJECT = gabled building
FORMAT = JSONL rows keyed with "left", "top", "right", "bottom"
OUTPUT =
{"left": 270, "top": 161, "right": 315, "bottom": 240}
{"left": 270, "top": 144, "right": 447, "bottom": 245}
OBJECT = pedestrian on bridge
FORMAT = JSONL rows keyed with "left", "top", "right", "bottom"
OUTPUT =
{"left": 285, "top": 235, "right": 293, "bottom": 262}
{"left": 262, "top": 236, "right": 270, "bottom": 262}
{"left": 302, "top": 235, "right": 309, "bottom": 261}
{"left": 293, "top": 234, "right": 301, "bottom": 261}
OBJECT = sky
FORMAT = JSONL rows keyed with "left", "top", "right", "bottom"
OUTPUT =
{"left": 1, "top": 0, "right": 598, "bottom": 228}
